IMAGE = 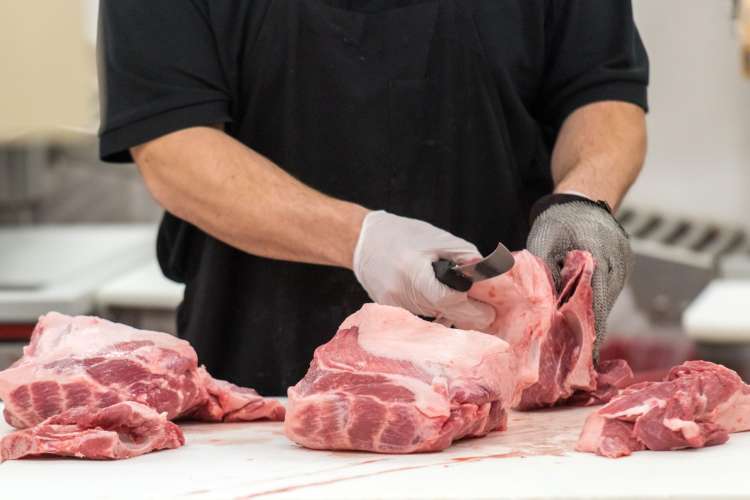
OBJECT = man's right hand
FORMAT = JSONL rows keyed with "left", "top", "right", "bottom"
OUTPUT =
{"left": 353, "top": 211, "right": 496, "bottom": 331}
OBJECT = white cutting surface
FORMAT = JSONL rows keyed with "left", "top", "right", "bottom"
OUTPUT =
{"left": 1, "top": 402, "right": 750, "bottom": 500}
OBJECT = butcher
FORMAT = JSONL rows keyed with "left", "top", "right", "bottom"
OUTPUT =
{"left": 98, "top": 1, "right": 648, "bottom": 395}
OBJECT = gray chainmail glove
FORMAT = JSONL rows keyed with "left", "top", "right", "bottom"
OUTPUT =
{"left": 527, "top": 195, "right": 633, "bottom": 358}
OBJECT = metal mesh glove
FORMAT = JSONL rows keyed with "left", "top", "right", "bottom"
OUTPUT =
{"left": 527, "top": 197, "right": 633, "bottom": 355}
{"left": 353, "top": 210, "right": 496, "bottom": 330}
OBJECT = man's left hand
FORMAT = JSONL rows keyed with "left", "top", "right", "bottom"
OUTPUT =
{"left": 527, "top": 195, "right": 633, "bottom": 356}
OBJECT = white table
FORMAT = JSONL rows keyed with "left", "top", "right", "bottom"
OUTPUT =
{"left": 95, "top": 259, "right": 184, "bottom": 311}
{"left": 0, "top": 224, "right": 157, "bottom": 321}
{"left": 1, "top": 402, "right": 749, "bottom": 499}
{"left": 94, "top": 259, "right": 184, "bottom": 333}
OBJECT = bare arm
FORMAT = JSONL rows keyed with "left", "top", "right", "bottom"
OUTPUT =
{"left": 550, "top": 101, "right": 647, "bottom": 210}
{"left": 131, "top": 126, "right": 369, "bottom": 269}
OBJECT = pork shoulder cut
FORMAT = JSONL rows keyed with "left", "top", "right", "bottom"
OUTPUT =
{"left": 284, "top": 304, "right": 516, "bottom": 453}
{"left": 0, "top": 312, "right": 284, "bottom": 459}
{"left": 577, "top": 360, "right": 750, "bottom": 457}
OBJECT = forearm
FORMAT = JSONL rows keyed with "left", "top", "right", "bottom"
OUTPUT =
{"left": 132, "top": 127, "right": 369, "bottom": 269}
{"left": 550, "top": 101, "right": 647, "bottom": 210}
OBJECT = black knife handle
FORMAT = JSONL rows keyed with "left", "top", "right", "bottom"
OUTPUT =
{"left": 432, "top": 259, "right": 472, "bottom": 292}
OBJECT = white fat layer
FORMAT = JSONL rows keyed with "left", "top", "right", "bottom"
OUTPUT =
{"left": 340, "top": 304, "right": 516, "bottom": 404}
{"left": 609, "top": 397, "right": 666, "bottom": 418}
{"left": 346, "top": 304, "right": 507, "bottom": 368}
{"left": 714, "top": 388, "right": 750, "bottom": 432}
{"left": 576, "top": 413, "right": 606, "bottom": 452}
{"left": 662, "top": 417, "right": 701, "bottom": 439}
{"left": 27, "top": 312, "right": 194, "bottom": 360}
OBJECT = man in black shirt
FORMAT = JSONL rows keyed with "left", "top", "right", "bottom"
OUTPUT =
{"left": 98, "top": 1, "right": 649, "bottom": 395}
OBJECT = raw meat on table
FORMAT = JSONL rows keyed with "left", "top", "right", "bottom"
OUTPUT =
{"left": 0, "top": 312, "right": 284, "bottom": 429}
{"left": 469, "top": 250, "right": 632, "bottom": 409}
{"left": 285, "top": 304, "right": 516, "bottom": 453}
{"left": 0, "top": 401, "right": 183, "bottom": 461}
{"left": 285, "top": 250, "right": 630, "bottom": 453}
{"left": 577, "top": 360, "right": 750, "bottom": 457}
{"left": 0, "top": 312, "right": 284, "bottom": 460}
{"left": 192, "top": 366, "right": 285, "bottom": 422}
{"left": 566, "top": 359, "right": 633, "bottom": 407}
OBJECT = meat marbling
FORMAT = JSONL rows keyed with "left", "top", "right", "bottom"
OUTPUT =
{"left": 0, "top": 312, "right": 284, "bottom": 460}
{"left": 577, "top": 360, "right": 750, "bottom": 457}
{"left": 285, "top": 304, "right": 516, "bottom": 453}
{"left": 0, "top": 401, "right": 183, "bottom": 461}
{"left": 469, "top": 250, "right": 632, "bottom": 409}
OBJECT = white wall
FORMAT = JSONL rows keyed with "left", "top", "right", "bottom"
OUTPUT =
{"left": 629, "top": 0, "right": 750, "bottom": 229}
{"left": 83, "top": 0, "right": 98, "bottom": 45}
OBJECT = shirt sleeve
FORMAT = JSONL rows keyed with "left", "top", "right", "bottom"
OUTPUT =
{"left": 537, "top": 0, "right": 649, "bottom": 131}
{"left": 98, "top": 0, "right": 232, "bottom": 163}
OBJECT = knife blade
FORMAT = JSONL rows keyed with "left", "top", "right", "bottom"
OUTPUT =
{"left": 432, "top": 243, "right": 515, "bottom": 292}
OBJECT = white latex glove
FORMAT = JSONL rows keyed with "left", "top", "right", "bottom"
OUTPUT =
{"left": 353, "top": 210, "right": 496, "bottom": 330}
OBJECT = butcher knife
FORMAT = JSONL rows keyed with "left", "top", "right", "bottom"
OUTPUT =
{"left": 432, "top": 243, "right": 515, "bottom": 292}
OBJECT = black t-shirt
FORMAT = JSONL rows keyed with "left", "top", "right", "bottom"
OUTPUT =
{"left": 98, "top": 0, "right": 648, "bottom": 395}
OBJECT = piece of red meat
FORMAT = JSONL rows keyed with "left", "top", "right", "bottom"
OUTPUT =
{"left": 0, "top": 313, "right": 284, "bottom": 460}
{"left": 565, "top": 359, "right": 634, "bottom": 406}
{"left": 469, "top": 250, "right": 632, "bottom": 409}
{"left": 0, "top": 401, "right": 184, "bottom": 461}
{"left": 0, "top": 312, "right": 284, "bottom": 430}
{"left": 577, "top": 360, "right": 750, "bottom": 457}
{"left": 191, "top": 366, "right": 286, "bottom": 422}
{"left": 284, "top": 304, "right": 516, "bottom": 453}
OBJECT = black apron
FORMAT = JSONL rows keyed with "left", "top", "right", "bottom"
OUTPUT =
{"left": 158, "top": 0, "right": 550, "bottom": 395}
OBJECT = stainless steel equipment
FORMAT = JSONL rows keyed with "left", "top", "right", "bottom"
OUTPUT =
{"left": 0, "top": 225, "right": 156, "bottom": 322}
{"left": 618, "top": 204, "right": 748, "bottom": 323}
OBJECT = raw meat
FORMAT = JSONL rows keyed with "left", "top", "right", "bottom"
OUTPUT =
{"left": 0, "top": 401, "right": 184, "bottom": 461}
{"left": 285, "top": 304, "right": 516, "bottom": 453}
{"left": 577, "top": 361, "right": 750, "bottom": 458}
{"left": 192, "top": 366, "right": 286, "bottom": 422}
{"left": 0, "top": 312, "right": 284, "bottom": 430}
{"left": 567, "top": 359, "right": 634, "bottom": 406}
{"left": 469, "top": 250, "right": 632, "bottom": 409}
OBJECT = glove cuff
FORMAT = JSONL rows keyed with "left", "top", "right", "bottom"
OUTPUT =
{"left": 529, "top": 193, "right": 613, "bottom": 225}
